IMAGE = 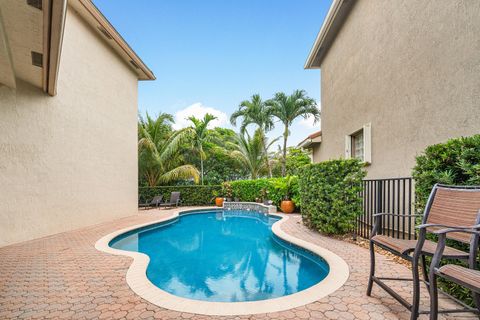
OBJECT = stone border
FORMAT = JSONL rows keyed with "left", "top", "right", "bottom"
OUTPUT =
{"left": 95, "top": 208, "right": 349, "bottom": 316}
{"left": 223, "top": 201, "right": 277, "bottom": 214}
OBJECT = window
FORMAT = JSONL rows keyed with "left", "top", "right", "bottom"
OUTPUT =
{"left": 351, "top": 130, "right": 364, "bottom": 161}
{"left": 345, "top": 123, "right": 371, "bottom": 164}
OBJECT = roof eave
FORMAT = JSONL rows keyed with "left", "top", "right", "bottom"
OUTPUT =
{"left": 73, "top": 0, "right": 155, "bottom": 81}
{"left": 304, "top": 0, "right": 356, "bottom": 69}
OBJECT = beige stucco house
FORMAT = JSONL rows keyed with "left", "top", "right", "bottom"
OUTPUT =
{"left": 302, "top": 0, "right": 479, "bottom": 179}
{"left": 0, "top": 0, "right": 155, "bottom": 246}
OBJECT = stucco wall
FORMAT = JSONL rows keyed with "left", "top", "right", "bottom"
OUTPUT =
{"left": 0, "top": 8, "right": 138, "bottom": 246}
{"left": 315, "top": 0, "right": 480, "bottom": 178}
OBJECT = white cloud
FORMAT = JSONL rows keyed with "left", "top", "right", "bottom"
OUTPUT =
{"left": 172, "top": 103, "right": 229, "bottom": 130}
{"left": 297, "top": 105, "right": 321, "bottom": 130}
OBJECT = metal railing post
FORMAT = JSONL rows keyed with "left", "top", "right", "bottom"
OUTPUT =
{"left": 376, "top": 179, "right": 383, "bottom": 235}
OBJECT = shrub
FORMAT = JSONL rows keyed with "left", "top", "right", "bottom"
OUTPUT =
{"left": 299, "top": 159, "right": 366, "bottom": 234}
{"left": 139, "top": 185, "right": 222, "bottom": 206}
{"left": 412, "top": 134, "right": 480, "bottom": 306}
{"left": 413, "top": 134, "right": 480, "bottom": 212}
{"left": 228, "top": 176, "right": 300, "bottom": 209}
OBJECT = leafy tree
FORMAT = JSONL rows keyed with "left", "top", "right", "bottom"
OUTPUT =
{"left": 229, "top": 129, "right": 273, "bottom": 179}
{"left": 138, "top": 113, "right": 199, "bottom": 187}
{"left": 174, "top": 114, "right": 218, "bottom": 185}
{"left": 230, "top": 94, "right": 275, "bottom": 177}
{"left": 267, "top": 90, "right": 319, "bottom": 176}
{"left": 201, "top": 128, "right": 248, "bottom": 184}
{"left": 272, "top": 147, "right": 311, "bottom": 177}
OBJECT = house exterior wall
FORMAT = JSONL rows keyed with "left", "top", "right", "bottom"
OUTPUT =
{"left": 315, "top": 0, "right": 480, "bottom": 178}
{"left": 0, "top": 8, "right": 138, "bottom": 246}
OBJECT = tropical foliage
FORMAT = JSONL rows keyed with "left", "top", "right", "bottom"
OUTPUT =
{"left": 272, "top": 147, "right": 311, "bottom": 176}
{"left": 299, "top": 159, "right": 366, "bottom": 234}
{"left": 139, "top": 185, "right": 222, "bottom": 206}
{"left": 230, "top": 94, "right": 275, "bottom": 177}
{"left": 267, "top": 90, "right": 320, "bottom": 176}
{"left": 138, "top": 113, "right": 199, "bottom": 187}
{"left": 228, "top": 129, "right": 278, "bottom": 179}
{"left": 412, "top": 134, "right": 480, "bottom": 306}
{"left": 173, "top": 114, "right": 218, "bottom": 185}
{"left": 138, "top": 89, "right": 318, "bottom": 190}
{"left": 227, "top": 176, "right": 300, "bottom": 209}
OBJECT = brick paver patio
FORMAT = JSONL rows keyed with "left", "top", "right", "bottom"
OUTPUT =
{"left": 0, "top": 207, "right": 476, "bottom": 319}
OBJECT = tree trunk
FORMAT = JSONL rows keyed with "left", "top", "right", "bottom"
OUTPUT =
{"left": 282, "top": 123, "right": 288, "bottom": 177}
{"left": 200, "top": 157, "right": 204, "bottom": 185}
{"left": 262, "top": 139, "right": 273, "bottom": 178}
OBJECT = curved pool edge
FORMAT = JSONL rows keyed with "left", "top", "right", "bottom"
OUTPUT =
{"left": 95, "top": 208, "right": 350, "bottom": 316}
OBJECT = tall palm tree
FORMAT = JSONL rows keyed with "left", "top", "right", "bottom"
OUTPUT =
{"left": 229, "top": 129, "right": 277, "bottom": 179}
{"left": 138, "top": 113, "right": 199, "bottom": 186}
{"left": 267, "top": 90, "right": 320, "bottom": 176}
{"left": 230, "top": 94, "right": 275, "bottom": 177}
{"left": 173, "top": 114, "right": 217, "bottom": 185}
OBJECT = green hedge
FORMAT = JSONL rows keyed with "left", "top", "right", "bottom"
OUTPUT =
{"left": 227, "top": 176, "right": 300, "bottom": 209}
{"left": 139, "top": 185, "right": 222, "bottom": 206}
{"left": 299, "top": 159, "right": 366, "bottom": 234}
{"left": 412, "top": 134, "right": 480, "bottom": 306}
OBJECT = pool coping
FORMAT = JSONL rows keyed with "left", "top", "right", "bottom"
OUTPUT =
{"left": 95, "top": 207, "right": 350, "bottom": 316}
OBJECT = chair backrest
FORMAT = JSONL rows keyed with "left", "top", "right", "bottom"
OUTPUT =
{"left": 170, "top": 192, "right": 180, "bottom": 203}
{"left": 150, "top": 195, "right": 163, "bottom": 205}
{"left": 425, "top": 184, "right": 480, "bottom": 243}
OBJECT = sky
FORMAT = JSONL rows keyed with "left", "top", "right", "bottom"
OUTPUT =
{"left": 93, "top": 0, "right": 332, "bottom": 147}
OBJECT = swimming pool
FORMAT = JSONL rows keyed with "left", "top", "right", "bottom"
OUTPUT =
{"left": 109, "top": 210, "right": 330, "bottom": 302}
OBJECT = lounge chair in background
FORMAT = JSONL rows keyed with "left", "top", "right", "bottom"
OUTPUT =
{"left": 138, "top": 195, "right": 163, "bottom": 210}
{"left": 159, "top": 192, "right": 180, "bottom": 209}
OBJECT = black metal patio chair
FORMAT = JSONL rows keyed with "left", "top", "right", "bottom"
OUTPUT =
{"left": 367, "top": 184, "right": 480, "bottom": 320}
{"left": 428, "top": 223, "right": 480, "bottom": 318}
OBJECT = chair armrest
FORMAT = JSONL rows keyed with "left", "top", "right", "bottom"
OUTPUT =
{"left": 417, "top": 223, "right": 480, "bottom": 231}
{"left": 370, "top": 213, "right": 419, "bottom": 237}
{"left": 432, "top": 225, "right": 480, "bottom": 235}
{"left": 428, "top": 225, "right": 480, "bottom": 274}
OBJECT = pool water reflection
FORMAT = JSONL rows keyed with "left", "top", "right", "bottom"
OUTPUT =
{"left": 109, "top": 210, "right": 329, "bottom": 302}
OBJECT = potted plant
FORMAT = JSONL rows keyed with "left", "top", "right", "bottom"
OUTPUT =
{"left": 212, "top": 190, "right": 224, "bottom": 207}
{"left": 280, "top": 176, "right": 295, "bottom": 213}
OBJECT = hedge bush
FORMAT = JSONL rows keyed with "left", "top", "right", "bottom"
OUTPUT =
{"left": 299, "top": 159, "right": 366, "bottom": 234}
{"left": 412, "top": 134, "right": 480, "bottom": 306}
{"left": 139, "top": 185, "right": 222, "bottom": 206}
{"left": 227, "top": 176, "right": 300, "bottom": 209}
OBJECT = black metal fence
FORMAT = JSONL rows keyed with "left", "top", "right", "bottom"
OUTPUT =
{"left": 355, "top": 177, "right": 415, "bottom": 240}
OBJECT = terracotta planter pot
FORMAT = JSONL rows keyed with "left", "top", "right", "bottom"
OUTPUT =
{"left": 215, "top": 197, "right": 224, "bottom": 207}
{"left": 280, "top": 200, "right": 295, "bottom": 213}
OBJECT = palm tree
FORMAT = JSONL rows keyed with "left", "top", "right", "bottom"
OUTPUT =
{"left": 229, "top": 129, "right": 277, "bottom": 179}
{"left": 230, "top": 94, "right": 275, "bottom": 177}
{"left": 138, "top": 113, "right": 199, "bottom": 186}
{"left": 173, "top": 114, "right": 217, "bottom": 185}
{"left": 267, "top": 90, "right": 320, "bottom": 176}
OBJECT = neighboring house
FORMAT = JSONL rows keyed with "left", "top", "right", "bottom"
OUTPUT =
{"left": 297, "top": 130, "right": 322, "bottom": 161}
{"left": 0, "top": 0, "right": 155, "bottom": 246}
{"left": 301, "top": 0, "right": 480, "bottom": 179}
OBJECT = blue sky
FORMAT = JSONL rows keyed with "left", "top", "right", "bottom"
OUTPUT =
{"left": 93, "top": 0, "right": 332, "bottom": 146}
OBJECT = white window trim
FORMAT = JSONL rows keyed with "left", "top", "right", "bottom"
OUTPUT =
{"left": 345, "top": 123, "right": 371, "bottom": 164}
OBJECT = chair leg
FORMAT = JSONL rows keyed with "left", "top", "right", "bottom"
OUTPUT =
{"left": 429, "top": 272, "right": 438, "bottom": 320}
{"left": 473, "top": 292, "right": 480, "bottom": 314}
{"left": 367, "top": 240, "right": 375, "bottom": 296}
{"left": 421, "top": 254, "right": 430, "bottom": 289}
{"left": 411, "top": 257, "right": 421, "bottom": 320}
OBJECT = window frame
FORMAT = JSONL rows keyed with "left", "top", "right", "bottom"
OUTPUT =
{"left": 345, "top": 123, "right": 371, "bottom": 164}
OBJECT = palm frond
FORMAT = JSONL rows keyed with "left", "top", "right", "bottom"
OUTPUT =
{"left": 159, "top": 165, "right": 200, "bottom": 184}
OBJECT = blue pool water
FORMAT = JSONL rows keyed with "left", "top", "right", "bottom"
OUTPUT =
{"left": 109, "top": 210, "right": 329, "bottom": 302}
